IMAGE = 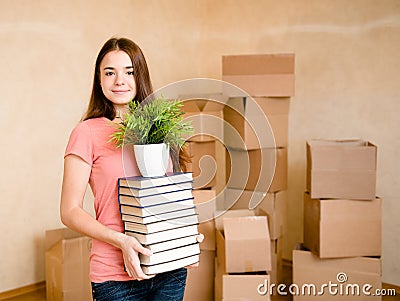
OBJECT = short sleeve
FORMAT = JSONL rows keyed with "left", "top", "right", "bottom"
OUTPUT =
{"left": 65, "top": 122, "right": 94, "bottom": 166}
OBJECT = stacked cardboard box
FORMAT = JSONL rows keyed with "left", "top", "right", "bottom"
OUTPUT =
{"left": 214, "top": 209, "right": 272, "bottom": 301}
{"left": 181, "top": 95, "right": 226, "bottom": 192}
{"left": 294, "top": 139, "right": 382, "bottom": 300}
{"left": 185, "top": 53, "right": 295, "bottom": 300}
{"left": 184, "top": 190, "right": 217, "bottom": 301}
{"left": 222, "top": 54, "right": 295, "bottom": 97}
{"left": 220, "top": 53, "right": 295, "bottom": 295}
{"left": 181, "top": 96, "right": 224, "bottom": 301}
{"left": 222, "top": 189, "right": 285, "bottom": 284}
{"left": 293, "top": 244, "right": 381, "bottom": 301}
{"left": 222, "top": 54, "right": 293, "bottom": 195}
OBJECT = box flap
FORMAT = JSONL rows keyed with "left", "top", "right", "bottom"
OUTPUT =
{"left": 214, "top": 209, "right": 255, "bottom": 231}
{"left": 45, "top": 228, "right": 82, "bottom": 251}
{"left": 307, "top": 139, "right": 366, "bottom": 148}
{"left": 182, "top": 98, "right": 224, "bottom": 113}
{"left": 256, "top": 191, "right": 287, "bottom": 239}
{"left": 183, "top": 100, "right": 202, "bottom": 113}
{"left": 307, "top": 139, "right": 377, "bottom": 171}
{"left": 224, "top": 216, "right": 270, "bottom": 241}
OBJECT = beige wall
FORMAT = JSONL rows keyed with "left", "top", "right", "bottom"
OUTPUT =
{"left": 0, "top": 0, "right": 399, "bottom": 292}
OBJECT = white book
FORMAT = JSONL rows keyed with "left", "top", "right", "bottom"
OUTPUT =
{"left": 120, "top": 199, "right": 195, "bottom": 217}
{"left": 139, "top": 243, "right": 200, "bottom": 265}
{"left": 125, "top": 224, "right": 198, "bottom": 245}
{"left": 118, "top": 172, "right": 193, "bottom": 189}
{"left": 124, "top": 214, "right": 199, "bottom": 234}
{"left": 121, "top": 207, "right": 197, "bottom": 224}
{"left": 119, "top": 181, "right": 193, "bottom": 197}
{"left": 119, "top": 189, "right": 193, "bottom": 207}
{"left": 141, "top": 254, "right": 200, "bottom": 275}
{"left": 143, "top": 234, "right": 199, "bottom": 253}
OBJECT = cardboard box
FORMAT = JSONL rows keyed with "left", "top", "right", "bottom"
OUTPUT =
{"left": 214, "top": 139, "right": 227, "bottom": 195}
{"left": 214, "top": 257, "right": 223, "bottom": 301}
{"left": 223, "top": 274, "right": 271, "bottom": 301}
{"left": 216, "top": 215, "right": 271, "bottom": 273}
{"left": 226, "top": 147, "right": 287, "bottom": 192}
{"left": 185, "top": 139, "right": 226, "bottom": 195}
{"left": 182, "top": 97, "right": 225, "bottom": 142}
{"left": 186, "top": 141, "right": 217, "bottom": 189}
{"left": 293, "top": 244, "right": 382, "bottom": 300}
{"left": 216, "top": 209, "right": 282, "bottom": 287}
{"left": 307, "top": 139, "right": 377, "bottom": 200}
{"left": 184, "top": 250, "right": 215, "bottom": 301}
{"left": 222, "top": 53, "right": 295, "bottom": 97}
{"left": 256, "top": 191, "right": 287, "bottom": 240}
{"left": 192, "top": 189, "right": 216, "bottom": 222}
{"left": 214, "top": 209, "right": 255, "bottom": 231}
{"left": 303, "top": 192, "right": 382, "bottom": 258}
{"left": 223, "top": 189, "right": 286, "bottom": 239}
{"left": 270, "top": 237, "right": 283, "bottom": 285}
{"left": 224, "top": 97, "right": 290, "bottom": 149}
{"left": 45, "top": 228, "right": 91, "bottom": 301}
{"left": 214, "top": 256, "right": 271, "bottom": 301}
{"left": 193, "top": 189, "right": 216, "bottom": 250}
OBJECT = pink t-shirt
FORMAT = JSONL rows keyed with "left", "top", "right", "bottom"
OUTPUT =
{"left": 65, "top": 117, "right": 139, "bottom": 282}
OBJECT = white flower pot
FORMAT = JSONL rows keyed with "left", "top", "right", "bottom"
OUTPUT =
{"left": 134, "top": 143, "right": 170, "bottom": 177}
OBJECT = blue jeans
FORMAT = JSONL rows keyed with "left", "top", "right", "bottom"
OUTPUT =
{"left": 91, "top": 268, "right": 187, "bottom": 301}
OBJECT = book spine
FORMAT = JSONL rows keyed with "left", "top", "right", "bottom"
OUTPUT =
{"left": 119, "top": 197, "right": 195, "bottom": 209}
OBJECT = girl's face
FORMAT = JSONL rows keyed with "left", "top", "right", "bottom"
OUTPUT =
{"left": 99, "top": 50, "right": 137, "bottom": 108}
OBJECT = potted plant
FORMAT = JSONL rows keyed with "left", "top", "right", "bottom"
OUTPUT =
{"left": 110, "top": 96, "right": 193, "bottom": 177}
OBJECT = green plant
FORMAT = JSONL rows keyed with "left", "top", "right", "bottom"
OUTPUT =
{"left": 110, "top": 96, "right": 193, "bottom": 148}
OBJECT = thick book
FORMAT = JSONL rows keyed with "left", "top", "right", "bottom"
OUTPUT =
{"left": 139, "top": 243, "right": 200, "bottom": 265}
{"left": 119, "top": 181, "right": 193, "bottom": 197}
{"left": 125, "top": 224, "right": 199, "bottom": 245}
{"left": 141, "top": 254, "right": 200, "bottom": 275}
{"left": 119, "top": 189, "right": 194, "bottom": 207}
{"left": 118, "top": 172, "right": 193, "bottom": 189}
{"left": 121, "top": 207, "right": 197, "bottom": 224}
{"left": 124, "top": 214, "right": 199, "bottom": 234}
{"left": 143, "top": 234, "right": 199, "bottom": 253}
{"left": 120, "top": 198, "right": 195, "bottom": 217}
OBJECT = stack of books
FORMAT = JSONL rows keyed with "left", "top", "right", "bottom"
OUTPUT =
{"left": 118, "top": 172, "right": 200, "bottom": 275}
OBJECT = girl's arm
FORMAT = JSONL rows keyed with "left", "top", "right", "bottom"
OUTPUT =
{"left": 60, "top": 154, "right": 153, "bottom": 280}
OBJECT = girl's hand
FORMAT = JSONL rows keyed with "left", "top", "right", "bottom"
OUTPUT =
{"left": 120, "top": 234, "right": 155, "bottom": 280}
{"left": 185, "top": 233, "right": 204, "bottom": 269}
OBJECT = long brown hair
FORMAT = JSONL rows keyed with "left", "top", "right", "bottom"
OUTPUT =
{"left": 83, "top": 37, "right": 153, "bottom": 121}
{"left": 82, "top": 37, "right": 191, "bottom": 171}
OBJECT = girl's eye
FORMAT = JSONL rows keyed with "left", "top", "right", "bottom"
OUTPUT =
{"left": 127, "top": 71, "right": 134, "bottom": 75}
{"left": 105, "top": 71, "right": 115, "bottom": 76}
